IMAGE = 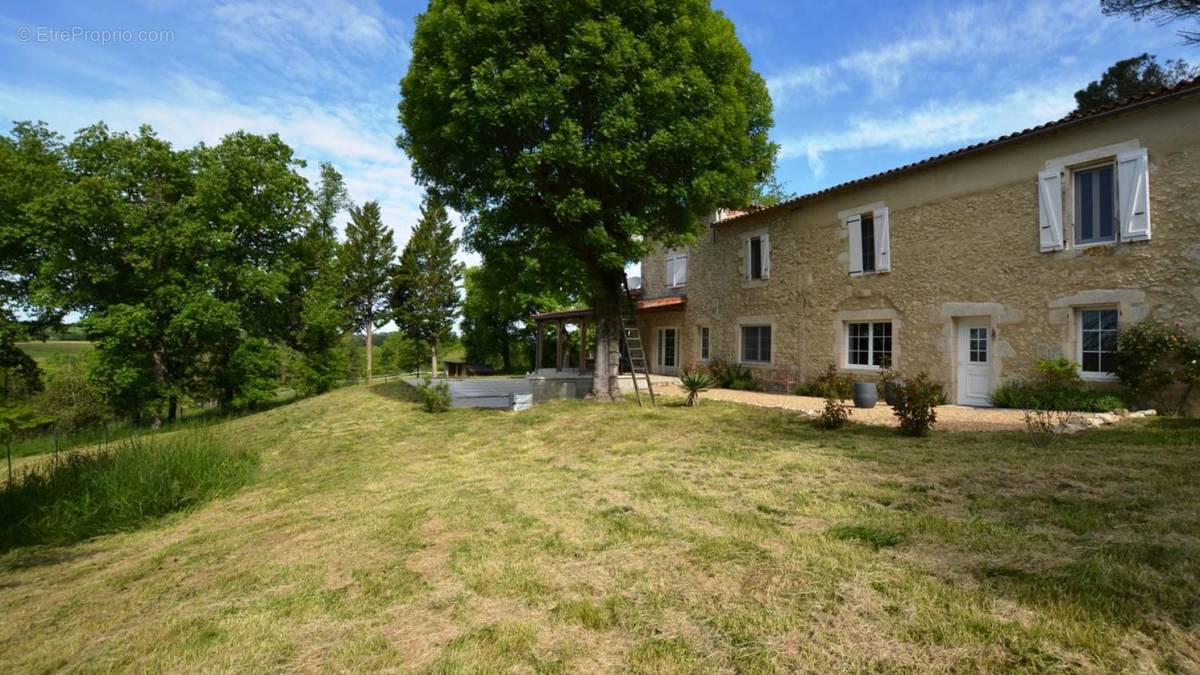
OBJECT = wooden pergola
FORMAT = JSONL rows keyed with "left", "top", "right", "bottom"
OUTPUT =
{"left": 529, "top": 307, "right": 592, "bottom": 373}
{"left": 530, "top": 296, "right": 687, "bottom": 374}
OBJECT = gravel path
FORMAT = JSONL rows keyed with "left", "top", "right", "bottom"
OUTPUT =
{"left": 653, "top": 384, "right": 1032, "bottom": 432}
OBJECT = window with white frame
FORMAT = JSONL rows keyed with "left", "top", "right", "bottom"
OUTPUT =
{"left": 740, "top": 325, "right": 771, "bottom": 364}
{"left": 845, "top": 206, "right": 890, "bottom": 276}
{"left": 698, "top": 325, "right": 710, "bottom": 361}
{"left": 665, "top": 251, "right": 687, "bottom": 288}
{"left": 744, "top": 232, "right": 770, "bottom": 280}
{"left": 1078, "top": 308, "right": 1118, "bottom": 379}
{"left": 1037, "top": 146, "right": 1151, "bottom": 252}
{"left": 845, "top": 321, "right": 892, "bottom": 368}
{"left": 1074, "top": 164, "right": 1116, "bottom": 245}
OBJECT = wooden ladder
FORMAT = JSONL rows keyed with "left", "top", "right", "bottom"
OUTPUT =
{"left": 620, "top": 279, "right": 656, "bottom": 407}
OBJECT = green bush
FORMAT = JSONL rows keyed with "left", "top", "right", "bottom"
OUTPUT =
{"left": 0, "top": 432, "right": 257, "bottom": 551}
{"left": 811, "top": 365, "right": 852, "bottom": 429}
{"left": 418, "top": 378, "right": 451, "bottom": 413}
{"left": 33, "top": 355, "right": 112, "bottom": 433}
{"left": 1112, "top": 319, "right": 1200, "bottom": 414}
{"left": 891, "top": 371, "right": 942, "bottom": 437}
{"left": 705, "top": 359, "right": 759, "bottom": 390}
{"left": 992, "top": 357, "right": 1126, "bottom": 412}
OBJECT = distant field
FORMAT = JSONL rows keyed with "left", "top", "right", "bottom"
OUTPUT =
{"left": 14, "top": 340, "right": 93, "bottom": 364}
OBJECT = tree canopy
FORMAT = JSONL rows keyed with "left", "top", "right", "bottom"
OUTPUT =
{"left": 0, "top": 121, "right": 353, "bottom": 423}
{"left": 1074, "top": 52, "right": 1198, "bottom": 112}
{"left": 398, "top": 0, "right": 776, "bottom": 397}
{"left": 341, "top": 200, "right": 396, "bottom": 380}
{"left": 391, "top": 195, "right": 463, "bottom": 375}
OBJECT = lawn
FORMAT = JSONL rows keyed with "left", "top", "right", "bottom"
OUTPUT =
{"left": 1, "top": 383, "right": 1197, "bottom": 672}
{"left": 14, "top": 340, "right": 93, "bottom": 365}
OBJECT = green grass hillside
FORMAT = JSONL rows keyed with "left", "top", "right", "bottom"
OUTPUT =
{"left": 15, "top": 340, "right": 93, "bottom": 364}
{"left": 1, "top": 384, "right": 1197, "bottom": 672}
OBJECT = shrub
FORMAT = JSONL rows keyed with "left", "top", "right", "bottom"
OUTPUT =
{"left": 418, "top": 378, "right": 451, "bottom": 413}
{"left": 891, "top": 371, "right": 942, "bottom": 436}
{"left": 812, "top": 365, "right": 852, "bottom": 429}
{"left": 814, "top": 396, "right": 850, "bottom": 430}
{"left": 1112, "top": 319, "right": 1200, "bottom": 414}
{"left": 0, "top": 432, "right": 258, "bottom": 551}
{"left": 32, "top": 355, "right": 112, "bottom": 434}
{"left": 706, "top": 358, "right": 758, "bottom": 390}
{"left": 678, "top": 369, "right": 714, "bottom": 407}
{"left": 992, "top": 357, "right": 1127, "bottom": 412}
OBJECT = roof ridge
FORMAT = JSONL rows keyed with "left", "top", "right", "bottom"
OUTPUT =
{"left": 719, "top": 76, "right": 1200, "bottom": 226}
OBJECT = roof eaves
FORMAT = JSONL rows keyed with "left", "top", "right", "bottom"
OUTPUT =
{"left": 717, "top": 76, "right": 1200, "bottom": 227}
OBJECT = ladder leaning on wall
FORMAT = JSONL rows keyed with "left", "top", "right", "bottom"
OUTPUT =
{"left": 619, "top": 279, "right": 656, "bottom": 407}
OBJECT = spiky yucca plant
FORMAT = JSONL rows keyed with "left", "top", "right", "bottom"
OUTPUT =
{"left": 679, "top": 369, "right": 715, "bottom": 407}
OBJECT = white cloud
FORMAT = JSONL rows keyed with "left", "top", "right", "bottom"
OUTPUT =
{"left": 779, "top": 83, "right": 1078, "bottom": 176}
{"left": 765, "top": 0, "right": 1102, "bottom": 106}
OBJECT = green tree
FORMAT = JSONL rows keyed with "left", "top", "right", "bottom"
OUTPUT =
{"left": 461, "top": 250, "right": 567, "bottom": 372}
{"left": 391, "top": 195, "right": 463, "bottom": 376}
{"left": 0, "top": 122, "right": 70, "bottom": 400}
{"left": 1074, "top": 53, "right": 1197, "bottom": 113}
{"left": 341, "top": 201, "right": 396, "bottom": 381}
{"left": 292, "top": 163, "right": 353, "bottom": 395}
{"left": 398, "top": 0, "right": 775, "bottom": 399}
{"left": 1102, "top": 0, "right": 1200, "bottom": 44}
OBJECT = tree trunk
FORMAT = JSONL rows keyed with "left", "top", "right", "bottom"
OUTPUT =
{"left": 589, "top": 285, "right": 623, "bottom": 401}
{"left": 151, "top": 349, "right": 166, "bottom": 428}
{"left": 366, "top": 322, "right": 374, "bottom": 382}
{"left": 500, "top": 335, "right": 511, "bottom": 373}
{"left": 431, "top": 340, "right": 439, "bottom": 378}
{"left": 167, "top": 397, "right": 178, "bottom": 423}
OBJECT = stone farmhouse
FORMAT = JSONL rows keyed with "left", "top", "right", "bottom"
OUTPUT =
{"left": 630, "top": 78, "right": 1200, "bottom": 406}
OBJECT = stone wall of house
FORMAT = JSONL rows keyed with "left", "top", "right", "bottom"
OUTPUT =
{"left": 636, "top": 95, "right": 1200, "bottom": 404}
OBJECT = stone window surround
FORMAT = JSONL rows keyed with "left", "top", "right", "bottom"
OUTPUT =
{"left": 736, "top": 315, "right": 775, "bottom": 366}
{"left": 740, "top": 228, "right": 770, "bottom": 287}
{"left": 1044, "top": 139, "right": 1140, "bottom": 251}
{"left": 834, "top": 308, "right": 900, "bottom": 373}
{"left": 1048, "top": 289, "right": 1149, "bottom": 383}
{"left": 664, "top": 249, "right": 687, "bottom": 289}
{"left": 837, "top": 201, "right": 887, "bottom": 277}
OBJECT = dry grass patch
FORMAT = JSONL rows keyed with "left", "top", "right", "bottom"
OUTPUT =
{"left": 0, "top": 383, "right": 1198, "bottom": 672}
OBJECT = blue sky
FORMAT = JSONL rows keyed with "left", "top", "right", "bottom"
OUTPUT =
{"left": 1, "top": 0, "right": 1194, "bottom": 267}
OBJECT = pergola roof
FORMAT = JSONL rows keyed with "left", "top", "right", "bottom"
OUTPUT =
{"left": 531, "top": 295, "right": 685, "bottom": 322}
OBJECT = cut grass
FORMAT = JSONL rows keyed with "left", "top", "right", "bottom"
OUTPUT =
{"left": 0, "top": 382, "right": 1197, "bottom": 672}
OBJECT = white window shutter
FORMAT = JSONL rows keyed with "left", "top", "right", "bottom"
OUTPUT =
{"left": 847, "top": 215, "right": 863, "bottom": 276}
{"left": 1037, "top": 169, "right": 1064, "bottom": 252}
{"left": 678, "top": 255, "right": 687, "bottom": 285}
{"left": 761, "top": 233, "right": 770, "bottom": 279}
{"left": 1117, "top": 148, "right": 1151, "bottom": 242}
{"left": 665, "top": 257, "right": 674, "bottom": 287}
{"left": 744, "top": 238, "right": 752, "bottom": 278}
{"left": 873, "top": 207, "right": 890, "bottom": 272}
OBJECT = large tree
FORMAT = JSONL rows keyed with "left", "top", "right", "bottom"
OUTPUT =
{"left": 398, "top": 0, "right": 775, "bottom": 399}
{"left": 1074, "top": 52, "right": 1198, "bottom": 112}
{"left": 0, "top": 122, "right": 70, "bottom": 400}
{"left": 341, "top": 200, "right": 396, "bottom": 381}
{"left": 1102, "top": 0, "right": 1200, "bottom": 44}
{"left": 291, "top": 163, "right": 353, "bottom": 395}
{"left": 391, "top": 195, "right": 462, "bottom": 376}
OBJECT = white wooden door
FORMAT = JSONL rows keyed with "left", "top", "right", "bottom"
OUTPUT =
{"left": 656, "top": 328, "right": 678, "bottom": 376}
{"left": 956, "top": 320, "right": 993, "bottom": 406}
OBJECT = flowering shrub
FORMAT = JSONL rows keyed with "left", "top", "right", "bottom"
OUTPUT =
{"left": 891, "top": 371, "right": 943, "bottom": 437}
{"left": 1113, "top": 320, "right": 1200, "bottom": 414}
